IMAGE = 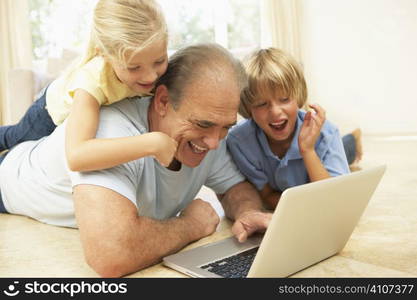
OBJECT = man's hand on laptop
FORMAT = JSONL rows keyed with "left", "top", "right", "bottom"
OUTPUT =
{"left": 231, "top": 210, "right": 272, "bottom": 242}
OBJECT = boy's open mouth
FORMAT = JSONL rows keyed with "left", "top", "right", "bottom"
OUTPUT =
{"left": 269, "top": 120, "right": 287, "bottom": 131}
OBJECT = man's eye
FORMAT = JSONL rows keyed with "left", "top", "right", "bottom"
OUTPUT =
{"left": 196, "top": 123, "right": 210, "bottom": 129}
{"left": 280, "top": 98, "right": 289, "bottom": 103}
{"left": 155, "top": 59, "right": 166, "bottom": 65}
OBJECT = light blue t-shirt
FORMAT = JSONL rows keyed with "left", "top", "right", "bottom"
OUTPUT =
{"left": 0, "top": 97, "right": 245, "bottom": 227}
{"left": 226, "top": 110, "right": 349, "bottom": 192}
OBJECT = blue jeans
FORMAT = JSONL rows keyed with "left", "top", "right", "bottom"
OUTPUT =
{"left": 0, "top": 87, "right": 56, "bottom": 213}
{"left": 0, "top": 152, "right": 7, "bottom": 213}
{"left": 342, "top": 133, "right": 356, "bottom": 165}
{"left": 0, "top": 86, "right": 56, "bottom": 152}
{"left": 0, "top": 192, "right": 6, "bottom": 213}
{"left": 0, "top": 153, "right": 7, "bottom": 214}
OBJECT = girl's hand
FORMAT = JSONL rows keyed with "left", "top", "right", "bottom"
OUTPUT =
{"left": 298, "top": 103, "right": 326, "bottom": 154}
{"left": 148, "top": 132, "right": 178, "bottom": 166}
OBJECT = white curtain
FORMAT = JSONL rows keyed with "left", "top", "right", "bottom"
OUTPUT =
{"left": 260, "top": 0, "right": 302, "bottom": 63}
{"left": 0, "top": 0, "right": 33, "bottom": 125}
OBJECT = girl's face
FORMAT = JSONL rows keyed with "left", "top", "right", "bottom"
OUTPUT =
{"left": 111, "top": 39, "right": 168, "bottom": 94}
{"left": 250, "top": 90, "right": 299, "bottom": 151}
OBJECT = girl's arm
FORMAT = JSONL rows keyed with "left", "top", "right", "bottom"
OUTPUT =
{"left": 299, "top": 104, "right": 330, "bottom": 182}
{"left": 65, "top": 89, "right": 177, "bottom": 172}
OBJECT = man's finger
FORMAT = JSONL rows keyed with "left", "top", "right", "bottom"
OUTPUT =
{"left": 238, "top": 231, "right": 248, "bottom": 243}
{"left": 232, "top": 222, "right": 246, "bottom": 242}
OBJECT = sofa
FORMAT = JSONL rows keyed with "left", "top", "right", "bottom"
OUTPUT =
{"left": 5, "top": 49, "right": 78, "bottom": 125}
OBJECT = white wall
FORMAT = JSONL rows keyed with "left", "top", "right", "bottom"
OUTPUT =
{"left": 299, "top": 0, "right": 417, "bottom": 135}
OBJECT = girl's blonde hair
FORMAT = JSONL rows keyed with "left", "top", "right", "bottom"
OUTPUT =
{"left": 66, "top": 0, "right": 167, "bottom": 76}
{"left": 239, "top": 48, "right": 308, "bottom": 119}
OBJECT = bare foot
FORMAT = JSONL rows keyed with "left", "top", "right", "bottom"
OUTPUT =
{"left": 351, "top": 128, "right": 363, "bottom": 164}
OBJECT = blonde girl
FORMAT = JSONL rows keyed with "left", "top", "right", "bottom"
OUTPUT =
{"left": 0, "top": 0, "right": 177, "bottom": 170}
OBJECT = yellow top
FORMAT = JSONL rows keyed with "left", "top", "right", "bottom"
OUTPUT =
{"left": 46, "top": 56, "right": 141, "bottom": 125}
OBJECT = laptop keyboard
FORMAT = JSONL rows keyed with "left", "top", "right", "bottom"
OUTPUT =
{"left": 200, "top": 247, "right": 259, "bottom": 278}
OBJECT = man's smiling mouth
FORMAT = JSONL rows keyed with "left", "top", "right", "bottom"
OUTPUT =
{"left": 189, "top": 141, "right": 208, "bottom": 154}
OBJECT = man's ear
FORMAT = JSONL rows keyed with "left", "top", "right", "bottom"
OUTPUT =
{"left": 153, "top": 85, "right": 169, "bottom": 117}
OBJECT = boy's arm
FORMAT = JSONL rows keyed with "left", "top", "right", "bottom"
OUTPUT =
{"left": 65, "top": 89, "right": 177, "bottom": 171}
{"left": 259, "top": 183, "right": 282, "bottom": 210}
{"left": 301, "top": 150, "right": 330, "bottom": 181}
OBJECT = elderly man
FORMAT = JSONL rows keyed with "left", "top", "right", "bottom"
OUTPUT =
{"left": 0, "top": 44, "right": 271, "bottom": 277}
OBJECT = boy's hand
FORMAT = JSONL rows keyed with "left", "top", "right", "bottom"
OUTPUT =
{"left": 148, "top": 132, "right": 178, "bottom": 166}
{"left": 298, "top": 103, "right": 326, "bottom": 154}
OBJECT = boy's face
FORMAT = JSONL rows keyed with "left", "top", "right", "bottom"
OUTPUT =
{"left": 250, "top": 90, "right": 299, "bottom": 150}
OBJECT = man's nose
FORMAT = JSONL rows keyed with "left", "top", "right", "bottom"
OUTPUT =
{"left": 203, "top": 130, "right": 221, "bottom": 150}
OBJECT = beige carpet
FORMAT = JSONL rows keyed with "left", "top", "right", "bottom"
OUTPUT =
{"left": 1, "top": 135, "right": 416, "bottom": 277}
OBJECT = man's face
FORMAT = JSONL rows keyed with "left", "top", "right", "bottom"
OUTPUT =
{"left": 158, "top": 75, "right": 240, "bottom": 168}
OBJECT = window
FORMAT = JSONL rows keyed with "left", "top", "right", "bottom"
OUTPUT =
{"left": 159, "top": 0, "right": 260, "bottom": 57}
{"left": 29, "top": 0, "right": 260, "bottom": 68}
{"left": 29, "top": 0, "right": 96, "bottom": 62}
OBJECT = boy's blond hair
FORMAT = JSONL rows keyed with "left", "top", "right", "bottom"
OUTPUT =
{"left": 66, "top": 0, "right": 167, "bottom": 77}
{"left": 239, "top": 48, "right": 308, "bottom": 119}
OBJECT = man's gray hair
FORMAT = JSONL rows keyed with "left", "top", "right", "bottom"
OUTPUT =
{"left": 156, "top": 43, "right": 247, "bottom": 109}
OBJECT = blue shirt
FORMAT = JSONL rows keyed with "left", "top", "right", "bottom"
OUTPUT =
{"left": 226, "top": 110, "right": 350, "bottom": 192}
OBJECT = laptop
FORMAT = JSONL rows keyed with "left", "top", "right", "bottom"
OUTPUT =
{"left": 163, "top": 165, "right": 386, "bottom": 278}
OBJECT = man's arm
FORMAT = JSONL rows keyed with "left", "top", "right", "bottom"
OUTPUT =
{"left": 74, "top": 184, "right": 219, "bottom": 277}
{"left": 217, "top": 181, "right": 272, "bottom": 242}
